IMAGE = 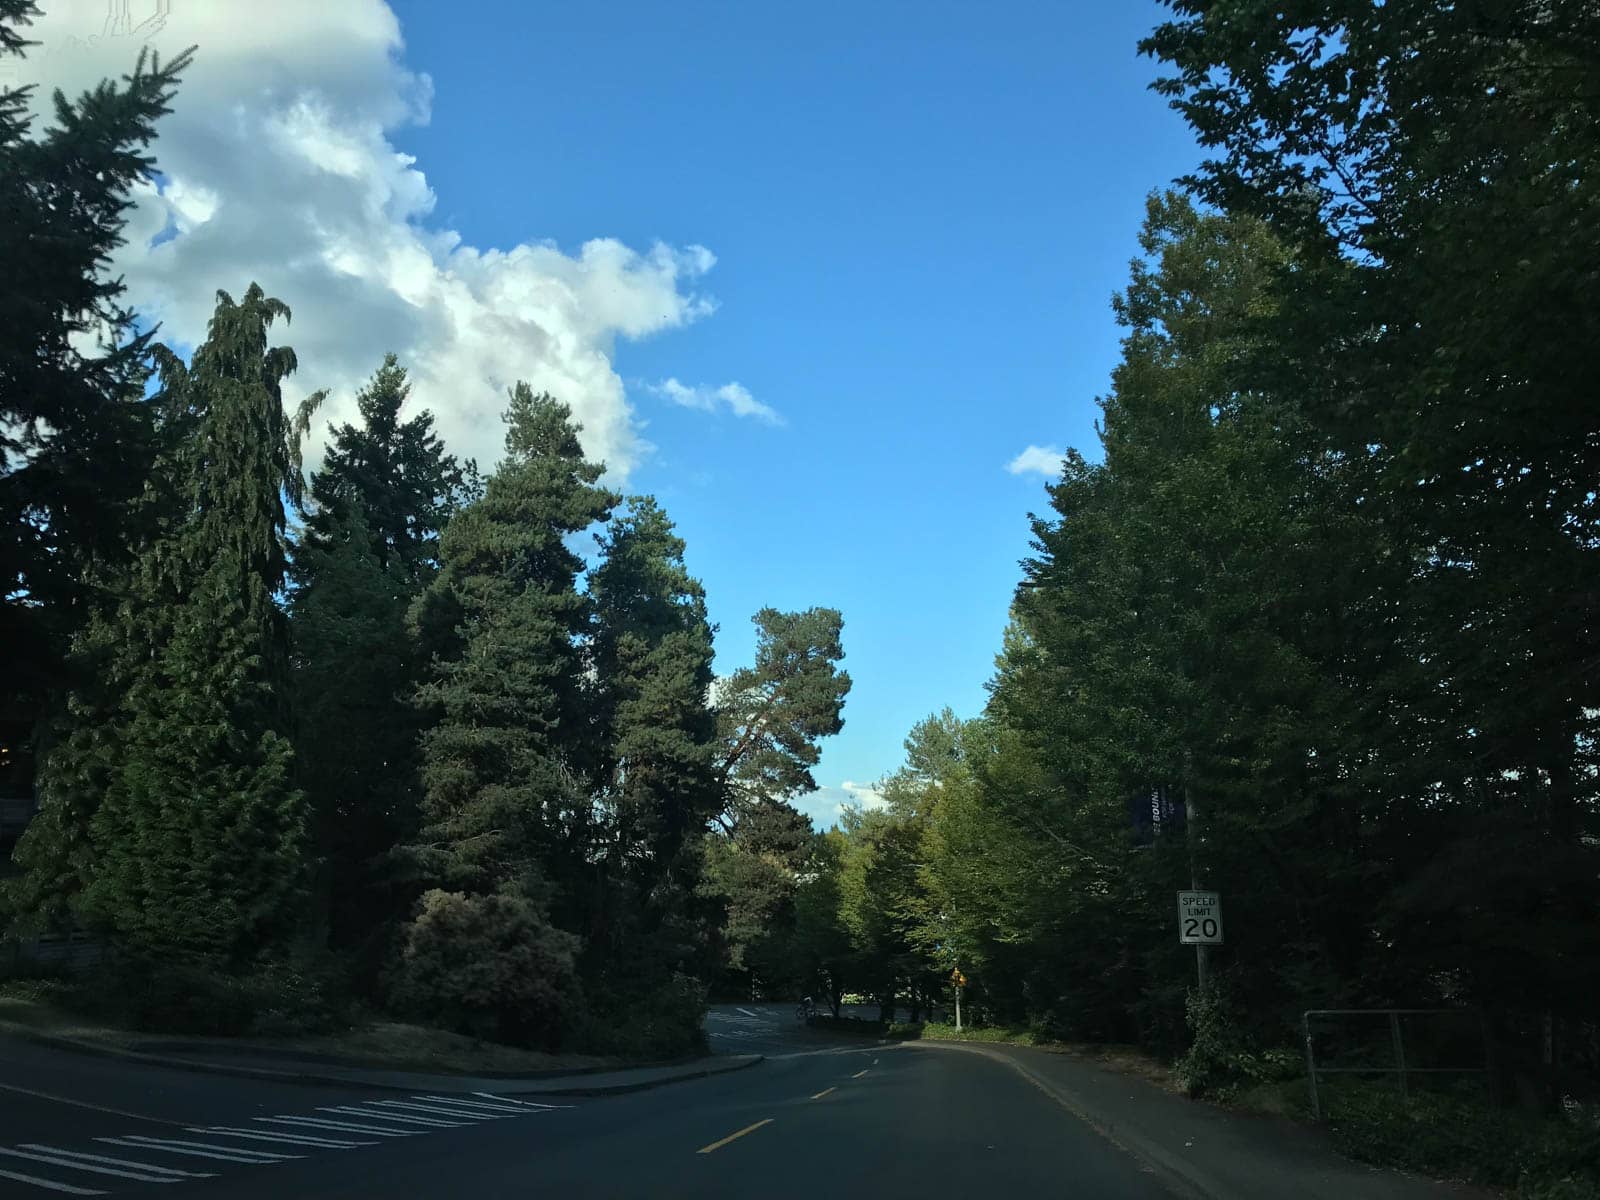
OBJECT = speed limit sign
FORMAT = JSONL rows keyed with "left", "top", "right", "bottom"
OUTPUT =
{"left": 1177, "top": 891, "right": 1224, "bottom": 945}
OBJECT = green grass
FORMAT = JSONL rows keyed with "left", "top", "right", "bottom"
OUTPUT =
{"left": 915, "top": 1022, "right": 1038, "bottom": 1044}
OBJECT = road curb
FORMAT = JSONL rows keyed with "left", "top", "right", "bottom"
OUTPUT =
{"left": 503, "top": 1054, "right": 765, "bottom": 1097}
{"left": 0, "top": 1020, "right": 765, "bottom": 1097}
{"left": 902, "top": 1040, "right": 1217, "bottom": 1200}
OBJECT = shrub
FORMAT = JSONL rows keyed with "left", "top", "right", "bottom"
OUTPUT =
{"left": 920, "top": 1022, "right": 1037, "bottom": 1045}
{"left": 243, "top": 943, "right": 354, "bottom": 1037}
{"left": 388, "top": 890, "right": 582, "bottom": 1050}
{"left": 583, "top": 970, "right": 708, "bottom": 1060}
{"left": 1323, "top": 1082, "right": 1600, "bottom": 1197}
{"left": 1174, "top": 980, "right": 1297, "bottom": 1099}
{"left": 83, "top": 952, "right": 256, "bottom": 1036}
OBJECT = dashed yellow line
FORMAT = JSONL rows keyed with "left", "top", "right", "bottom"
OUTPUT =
{"left": 697, "top": 1118, "right": 774, "bottom": 1155}
{"left": 810, "top": 1087, "right": 835, "bottom": 1100}
{"left": 850, "top": 1069, "right": 869, "bottom": 1079}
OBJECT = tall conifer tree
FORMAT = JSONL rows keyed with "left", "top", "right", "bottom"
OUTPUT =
{"left": 65, "top": 286, "right": 321, "bottom": 963}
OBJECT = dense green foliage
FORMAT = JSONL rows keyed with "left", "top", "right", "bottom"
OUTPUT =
{"left": 289, "top": 354, "right": 480, "bottom": 981}
{"left": 737, "top": 2, "right": 1598, "bottom": 1192}
{"left": 0, "top": 10, "right": 853, "bottom": 1054}
{"left": 1, "top": 16, "right": 1593, "bottom": 1194}
{"left": 0, "top": 1, "right": 192, "bottom": 696}
{"left": 14, "top": 286, "right": 324, "bottom": 968}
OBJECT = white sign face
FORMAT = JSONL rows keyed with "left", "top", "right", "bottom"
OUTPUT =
{"left": 1177, "top": 891, "right": 1223, "bottom": 945}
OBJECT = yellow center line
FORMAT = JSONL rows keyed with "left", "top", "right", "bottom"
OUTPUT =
{"left": 697, "top": 1118, "right": 774, "bottom": 1155}
{"left": 810, "top": 1087, "right": 835, "bottom": 1100}
{"left": 851, "top": 1069, "right": 869, "bottom": 1079}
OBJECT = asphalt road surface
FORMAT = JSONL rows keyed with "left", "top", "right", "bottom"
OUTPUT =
{"left": 0, "top": 1010, "right": 1176, "bottom": 1199}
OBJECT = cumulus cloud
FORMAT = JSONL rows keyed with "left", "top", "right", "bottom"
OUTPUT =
{"left": 650, "top": 378, "right": 781, "bottom": 424}
{"left": 1006, "top": 444, "right": 1066, "bottom": 477}
{"left": 15, "top": 0, "right": 720, "bottom": 478}
{"left": 792, "top": 780, "right": 887, "bottom": 830}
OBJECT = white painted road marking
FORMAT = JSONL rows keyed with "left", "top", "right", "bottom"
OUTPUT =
{"left": 17, "top": 1145, "right": 210, "bottom": 1179}
{"left": 0, "top": 1145, "right": 185, "bottom": 1184}
{"left": 258, "top": 1115, "right": 417, "bottom": 1137}
{"left": 370, "top": 1099, "right": 491, "bottom": 1121}
{"left": 99, "top": 1136, "right": 296, "bottom": 1164}
{"left": 192, "top": 1126, "right": 374, "bottom": 1149}
{"left": 0, "top": 1088, "right": 567, "bottom": 1194}
{"left": 474, "top": 1092, "right": 571, "bottom": 1109}
{"left": 384, "top": 1098, "right": 515, "bottom": 1119}
{"left": 317, "top": 1107, "right": 451, "bottom": 1129}
{"left": 418, "top": 1095, "right": 530, "bottom": 1114}
{"left": 0, "top": 1165, "right": 105, "bottom": 1195}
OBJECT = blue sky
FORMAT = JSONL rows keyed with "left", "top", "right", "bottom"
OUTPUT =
{"left": 379, "top": 0, "right": 1201, "bottom": 825}
{"left": 26, "top": 0, "right": 1198, "bottom": 828}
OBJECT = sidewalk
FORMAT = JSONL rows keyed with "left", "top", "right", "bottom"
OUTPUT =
{"left": 906, "top": 1040, "right": 1492, "bottom": 1200}
{"left": 0, "top": 1019, "right": 763, "bottom": 1097}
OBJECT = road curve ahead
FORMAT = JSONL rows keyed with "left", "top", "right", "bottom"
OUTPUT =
{"left": 0, "top": 1042, "right": 1169, "bottom": 1199}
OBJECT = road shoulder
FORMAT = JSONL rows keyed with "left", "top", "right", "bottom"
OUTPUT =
{"left": 900, "top": 1039, "right": 1496, "bottom": 1200}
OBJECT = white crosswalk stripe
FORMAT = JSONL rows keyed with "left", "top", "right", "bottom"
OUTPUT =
{"left": 473, "top": 1092, "right": 570, "bottom": 1109}
{"left": 16, "top": 1146, "right": 210, "bottom": 1180}
{"left": 2, "top": 1092, "right": 567, "bottom": 1194}
{"left": 372, "top": 1099, "right": 512, "bottom": 1120}
{"left": 98, "top": 1136, "right": 295, "bottom": 1164}
{"left": 0, "top": 1165, "right": 106, "bottom": 1195}
{"left": 256, "top": 1115, "right": 419, "bottom": 1137}
{"left": 0, "top": 1145, "right": 186, "bottom": 1184}
{"left": 416, "top": 1100, "right": 528, "bottom": 1120}
{"left": 189, "top": 1126, "right": 375, "bottom": 1149}
{"left": 318, "top": 1106, "right": 456, "bottom": 1128}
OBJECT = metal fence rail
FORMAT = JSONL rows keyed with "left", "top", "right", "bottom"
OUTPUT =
{"left": 1303, "top": 1008, "right": 1490, "bottom": 1121}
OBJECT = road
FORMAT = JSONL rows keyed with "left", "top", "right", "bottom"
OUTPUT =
{"left": 0, "top": 1006, "right": 1177, "bottom": 1199}
{"left": 0, "top": 1036, "right": 1177, "bottom": 1200}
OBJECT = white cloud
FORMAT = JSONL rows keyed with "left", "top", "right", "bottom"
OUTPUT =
{"left": 14, "top": 1, "right": 720, "bottom": 479}
{"left": 1006, "top": 444, "right": 1066, "bottom": 477}
{"left": 650, "top": 378, "right": 781, "bottom": 425}
{"left": 793, "top": 779, "right": 887, "bottom": 830}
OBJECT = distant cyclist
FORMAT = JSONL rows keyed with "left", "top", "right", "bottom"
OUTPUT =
{"left": 797, "top": 995, "right": 817, "bottom": 1021}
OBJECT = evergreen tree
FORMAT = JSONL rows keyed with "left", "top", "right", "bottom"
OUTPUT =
{"left": 406, "top": 385, "right": 617, "bottom": 904}
{"left": 714, "top": 607, "right": 852, "bottom": 831}
{"left": 1, "top": 2, "right": 191, "bottom": 691}
{"left": 581, "top": 496, "right": 722, "bottom": 1045}
{"left": 299, "top": 353, "right": 479, "bottom": 584}
{"left": 288, "top": 503, "right": 414, "bottom": 972}
{"left": 289, "top": 355, "right": 479, "bottom": 978}
{"left": 589, "top": 496, "right": 719, "bottom": 901}
{"left": 5, "top": 344, "right": 200, "bottom": 933}
{"left": 31, "top": 286, "right": 323, "bottom": 964}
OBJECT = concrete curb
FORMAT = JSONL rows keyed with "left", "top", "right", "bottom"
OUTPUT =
{"left": 0, "top": 1020, "right": 765, "bottom": 1097}
{"left": 510, "top": 1054, "right": 765, "bottom": 1097}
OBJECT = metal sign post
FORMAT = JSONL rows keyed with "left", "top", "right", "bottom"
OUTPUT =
{"left": 951, "top": 968, "right": 967, "bottom": 1030}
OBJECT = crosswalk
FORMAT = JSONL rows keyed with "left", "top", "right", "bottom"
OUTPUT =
{"left": 0, "top": 1092, "right": 568, "bottom": 1195}
{"left": 704, "top": 1007, "right": 781, "bottom": 1043}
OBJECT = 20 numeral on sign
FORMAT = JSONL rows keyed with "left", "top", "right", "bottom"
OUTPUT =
{"left": 1177, "top": 891, "right": 1224, "bottom": 945}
